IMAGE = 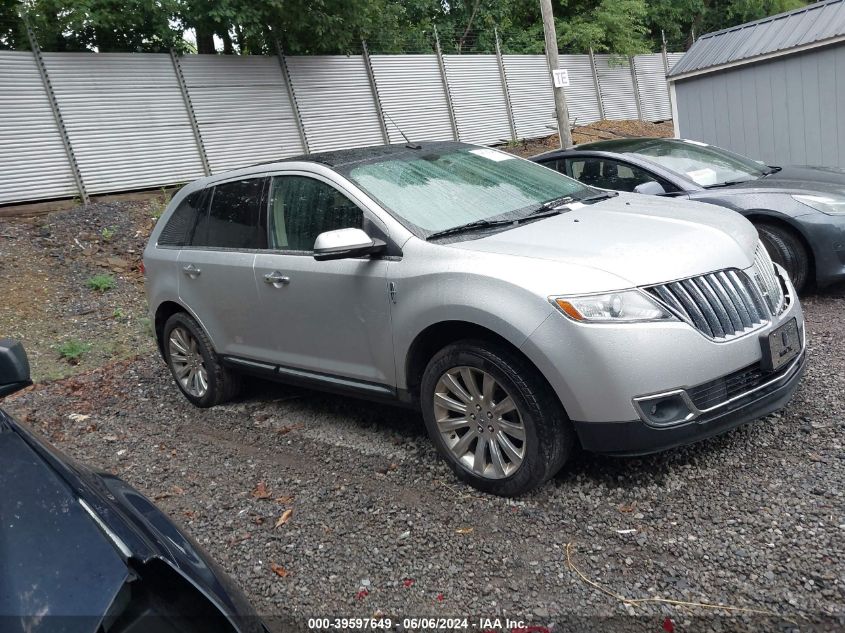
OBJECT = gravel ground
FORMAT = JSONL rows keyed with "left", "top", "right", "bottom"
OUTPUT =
{"left": 5, "top": 292, "right": 844, "bottom": 632}
{"left": 0, "top": 200, "right": 157, "bottom": 380}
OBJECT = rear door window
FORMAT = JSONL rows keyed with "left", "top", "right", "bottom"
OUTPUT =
{"left": 192, "top": 178, "right": 268, "bottom": 249}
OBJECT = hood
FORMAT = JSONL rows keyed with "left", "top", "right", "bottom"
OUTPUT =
{"left": 0, "top": 409, "right": 263, "bottom": 633}
{"left": 0, "top": 413, "right": 129, "bottom": 630}
{"left": 456, "top": 193, "right": 758, "bottom": 287}
{"left": 710, "top": 166, "right": 845, "bottom": 196}
{"left": 766, "top": 164, "right": 845, "bottom": 189}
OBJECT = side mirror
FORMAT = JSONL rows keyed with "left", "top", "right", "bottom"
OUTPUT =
{"left": 633, "top": 181, "right": 666, "bottom": 195}
{"left": 313, "top": 228, "right": 385, "bottom": 261}
{"left": 0, "top": 339, "right": 32, "bottom": 398}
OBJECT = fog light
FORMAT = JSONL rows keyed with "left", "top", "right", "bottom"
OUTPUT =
{"left": 634, "top": 392, "right": 695, "bottom": 427}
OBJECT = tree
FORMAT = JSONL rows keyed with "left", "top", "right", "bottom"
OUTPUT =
{"left": 556, "top": 0, "right": 651, "bottom": 55}
{"left": 17, "top": 0, "right": 185, "bottom": 52}
{"left": 6, "top": 0, "right": 813, "bottom": 55}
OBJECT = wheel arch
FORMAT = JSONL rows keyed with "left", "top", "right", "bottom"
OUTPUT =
{"left": 404, "top": 320, "right": 562, "bottom": 410}
{"left": 744, "top": 211, "right": 816, "bottom": 281}
{"left": 154, "top": 301, "right": 188, "bottom": 357}
{"left": 153, "top": 299, "right": 220, "bottom": 359}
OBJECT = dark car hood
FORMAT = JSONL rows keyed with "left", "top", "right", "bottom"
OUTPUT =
{"left": 711, "top": 166, "right": 845, "bottom": 196}
{"left": 768, "top": 164, "right": 845, "bottom": 187}
{"left": 0, "top": 416, "right": 129, "bottom": 631}
{"left": 0, "top": 409, "right": 263, "bottom": 633}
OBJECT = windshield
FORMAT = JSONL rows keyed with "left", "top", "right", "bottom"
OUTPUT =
{"left": 341, "top": 146, "right": 588, "bottom": 236}
{"left": 631, "top": 139, "right": 767, "bottom": 187}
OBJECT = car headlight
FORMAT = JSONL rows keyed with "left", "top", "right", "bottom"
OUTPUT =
{"left": 792, "top": 194, "right": 845, "bottom": 215}
{"left": 550, "top": 290, "right": 676, "bottom": 323}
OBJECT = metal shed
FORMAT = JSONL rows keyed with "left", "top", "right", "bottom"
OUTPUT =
{"left": 668, "top": 0, "right": 845, "bottom": 168}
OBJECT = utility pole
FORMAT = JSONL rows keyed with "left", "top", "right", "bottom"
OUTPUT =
{"left": 539, "top": 0, "right": 572, "bottom": 148}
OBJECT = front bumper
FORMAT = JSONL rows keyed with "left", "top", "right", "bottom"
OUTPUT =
{"left": 795, "top": 211, "right": 845, "bottom": 287}
{"left": 573, "top": 348, "right": 806, "bottom": 455}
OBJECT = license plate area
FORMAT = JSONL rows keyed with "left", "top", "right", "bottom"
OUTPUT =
{"left": 761, "top": 318, "right": 801, "bottom": 372}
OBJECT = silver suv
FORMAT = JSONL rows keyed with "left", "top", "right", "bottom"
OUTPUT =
{"left": 144, "top": 141, "right": 806, "bottom": 496}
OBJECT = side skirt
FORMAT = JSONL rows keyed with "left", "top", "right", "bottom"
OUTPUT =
{"left": 221, "top": 356, "right": 416, "bottom": 408}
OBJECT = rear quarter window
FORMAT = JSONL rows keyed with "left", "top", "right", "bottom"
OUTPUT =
{"left": 158, "top": 190, "right": 206, "bottom": 247}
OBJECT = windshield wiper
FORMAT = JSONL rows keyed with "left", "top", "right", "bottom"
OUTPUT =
{"left": 703, "top": 178, "right": 757, "bottom": 189}
{"left": 426, "top": 206, "right": 568, "bottom": 241}
{"left": 530, "top": 195, "right": 575, "bottom": 214}
{"left": 762, "top": 166, "right": 782, "bottom": 176}
{"left": 426, "top": 218, "right": 517, "bottom": 240}
{"left": 576, "top": 190, "right": 619, "bottom": 203}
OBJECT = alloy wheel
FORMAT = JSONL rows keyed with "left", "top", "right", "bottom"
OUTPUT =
{"left": 168, "top": 326, "right": 209, "bottom": 398}
{"left": 433, "top": 366, "right": 526, "bottom": 479}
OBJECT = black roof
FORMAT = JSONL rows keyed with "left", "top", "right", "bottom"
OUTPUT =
{"left": 533, "top": 137, "right": 680, "bottom": 159}
{"left": 274, "top": 140, "right": 469, "bottom": 169}
{"left": 574, "top": 137, "right": 673, "bottom": 152}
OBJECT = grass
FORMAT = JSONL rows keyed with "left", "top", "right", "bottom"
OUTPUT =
{"left": 139, "top": 316, "right": 153, "bottom": 337}
{"left": 150, "top": 186, "right": 175, "bottom": 221}
{"left": 112, "top": 307, "right": 125, "bottom": 320}
{"left": 86, "top": 274, "right": 116, "bottom": 292}
{"left": 58, "top": 339, "right": 92, "bottom": 363}
{"left": 101, "top": 227, "right": 115, "bottom": 241}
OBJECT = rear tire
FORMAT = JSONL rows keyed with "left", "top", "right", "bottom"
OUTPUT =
{"left": 162, "top": 312, "right": 241, "bottom": 408}
{"left": 756, "top": 222, "right": 809, "bottom": 291}
{"left": 420, "top": 339, "right": 574, "bottom": 497}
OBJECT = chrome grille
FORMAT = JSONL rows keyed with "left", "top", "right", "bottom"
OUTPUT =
{"left": 645, "top": 269, "right": 770, "bottom": 340}
{"left": 751, "top": 242, "right": 786, "bottom": 315}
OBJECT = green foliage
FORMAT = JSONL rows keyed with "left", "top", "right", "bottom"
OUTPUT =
{"left": 86, "top": 273, "right": 116, "bottom": 292}
{"left": 101, "top": 226, "right": 115, "bottom": 241}
{"left": 149, "top": 188, "right": 172, "bottom": 221}
{"left": 139, "top": 316, "right": 153, "bottom": 337}
{"left": 58, "top": 339, "right": 91, "bottom": 362}
{"left": 6, "top": 0, "right": 811, "bottom": 56}
{"left": 555, "top": 0, "right": 651, "bottom": 55}
{"left": 112, "top": 307, "right": 125, "bottom": 320}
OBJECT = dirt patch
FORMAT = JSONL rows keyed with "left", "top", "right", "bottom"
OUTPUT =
{"left": 0, "top": 197, "right": 166, "bottom": 381}
{"left": 501, "top": 119, "right": 675, "bottom": 158}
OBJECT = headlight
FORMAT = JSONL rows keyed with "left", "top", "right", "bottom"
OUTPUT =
{"left": 550, "top": 290, "right": 675, "bottom": 323}
{"left": 792, "top": 194, "right": 845, "bottom": 215}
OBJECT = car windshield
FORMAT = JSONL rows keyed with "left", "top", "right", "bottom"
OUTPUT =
{"left": 631, "top": 139, "right": 767, "bottom": 187}
{"left": 341, "top": 146, "right": 589, "bottom": 236}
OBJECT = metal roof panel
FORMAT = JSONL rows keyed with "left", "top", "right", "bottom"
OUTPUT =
{"left": 668, "top": 0, "right": 845, "bottom": 77}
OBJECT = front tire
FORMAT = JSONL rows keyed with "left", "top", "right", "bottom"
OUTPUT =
{"left": 162, "top": 312, "right": 241, "bottom": 408}
{"left": 756, "top": 222, "right": 809, "bottom": 291}
{"left": 420, "top": 339, "right": 574, "bottom": 496}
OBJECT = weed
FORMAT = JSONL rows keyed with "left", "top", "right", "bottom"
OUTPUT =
{"left": 150, "top": 187, "right": 174, "bottom": 221}
{"left": 86, "top": 274, "right": 116, "bottom": 292}
{"left": 113, "top": 307, "right": 125, "bottom": 320}
{"left": 139, "top": 316, "right": 153, "bottom": 337}
{"left": 101, "top": 227, "right": 115, "bottom": 241}
{"left": 58, "top": 339, "right": 92, "bottom": 363}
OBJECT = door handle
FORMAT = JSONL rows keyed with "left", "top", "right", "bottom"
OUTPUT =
{"left": 182, "top": 264, "right": 201, "bottom": 278}
{"left": 263, "top": 271, "right": 290, "bottom": 287}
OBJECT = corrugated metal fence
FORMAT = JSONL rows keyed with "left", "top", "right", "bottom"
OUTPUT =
{"left": 0, "top": 49, "right": 680, "bottom": 205}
